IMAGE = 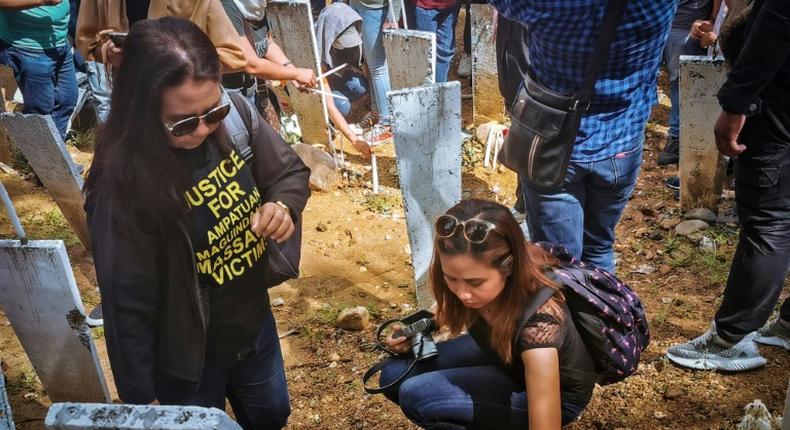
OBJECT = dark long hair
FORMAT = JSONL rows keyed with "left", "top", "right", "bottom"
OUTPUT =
{"left": 84, "top": 17, "right": 222, "bottom": 226}
{"left": 430, "top": 199, "right": 562, "bottom": 363}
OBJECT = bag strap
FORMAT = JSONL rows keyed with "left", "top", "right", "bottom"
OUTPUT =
{"left": 574, "top": 0, "right": 629, "bottom": 110}
{"left": 512, "top": 285, "right": 557, "bottom": 345}
{"left": 224, "top": 89, "right": 260, "bottom": 163}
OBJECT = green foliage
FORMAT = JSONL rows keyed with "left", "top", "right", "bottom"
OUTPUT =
{"left": 20, "top": 208, "right": 79, "bottom": 246}
{"left": 462, "top": 137, "right": 482, "bottom": 169}
{"left": 363, "top": 193, "right": 401, "bottom": 214}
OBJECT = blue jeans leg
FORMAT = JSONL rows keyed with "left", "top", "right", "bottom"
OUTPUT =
{"left": 0, "top": 42, "right": 77, "bottom": 140}
{"left": 327, "top": 71, "right": 369, "bottom": 118}
{"left": 349, "top": 0, "right": 392, "bottom": 125}
{"left": 407, "top": 3, "right": 459, "bottom": 83}
{"left": 154, "top": 312, "right": 290, "bottom": 430}
{"left": 380, "top": 335, "right": 587, "bottom": 429}
{"left": 522, "top": 144, "right": 643, "bottom": 273}
{"left": 663, "top": 28, "right": 705, "bottom": 139}
{"left": 86, "top": 61, "right": 111, "bottom": 123}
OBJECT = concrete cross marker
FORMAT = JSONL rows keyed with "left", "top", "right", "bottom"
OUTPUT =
{"left": 471, "top": 4, "right": 506, "bottom": 126}
{"left": 679, "top": 56, "right": 728, "bottom": 212}
{"left": 0, "top": 240, "right": 110, "bottom": 403}
{"left": 0, "top": 65, "right": 16, "bottom": 164}
{"left": 382, "top": 30, "right": 436, "bottom": 91}
{"left": 266, "top": 1, "right": 331, "bottom": 149}
{"left": 0, "top": 364, "right": 14, "bottom": 430}
{"left": 389, "top": 82, "right": 462, "bottom": 307}
{"left": 783, "top": 378, "right": 789, "bottom": 430}
{"left": 0, "top": 113, "right": 90, "bottom": 249}
{"left": 46, "top": 403, "right": 242, "bottom": 430}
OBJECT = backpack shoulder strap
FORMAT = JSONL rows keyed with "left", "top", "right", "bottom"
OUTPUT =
{"left": 512, "top": 285, "right": 558, "bottom": 345}
{"left": 223, "top": 89, "right": 261, "bottom": 163}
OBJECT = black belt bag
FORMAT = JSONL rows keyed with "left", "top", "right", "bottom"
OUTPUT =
{"left": 497, "top": 0, "right": 628, "bottom": 193}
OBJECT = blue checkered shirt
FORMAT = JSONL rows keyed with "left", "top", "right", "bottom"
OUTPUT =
{"left": 490, "top": 0, "right": 679, "bottom": 162}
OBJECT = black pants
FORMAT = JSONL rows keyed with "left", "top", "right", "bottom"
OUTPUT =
{"left": 715, "top": 105, "right": 790, "bottom": 343}
{"left": 495, "top": 14, "right": 529, "bottom": 212}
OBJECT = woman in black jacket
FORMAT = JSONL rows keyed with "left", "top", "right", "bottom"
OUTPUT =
{"left": 84, "top": 17, "right": 310, "bottom": 430}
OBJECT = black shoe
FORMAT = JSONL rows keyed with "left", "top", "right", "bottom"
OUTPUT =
{"left": 658, "top": 136, "right": 680, "bottom": 166}
{"left": 86, "top": 303, "right": 103, "bottom": 327}
{"left": 665, "top": 175, "right": 680, "bottom": 190}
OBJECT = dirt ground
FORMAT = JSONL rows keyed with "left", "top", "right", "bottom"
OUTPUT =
{"left": 1, "top": 12, "right": 789, "bottom": 430}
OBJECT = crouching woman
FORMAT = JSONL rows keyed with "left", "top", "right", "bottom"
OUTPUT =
{"left": 381, "top": 199, "right": 595, "bottom": 429}
{"left": 83, "top": 17, "right": 310, "bottom": 430}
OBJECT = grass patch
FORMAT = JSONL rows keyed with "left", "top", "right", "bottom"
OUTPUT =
{"left": 462, "top": 137, "right": 482, "bottom": 169}
{"left": 66, "top": 128, "right": 95, "bottom": 151}
{"left": 362, "top": 193, "right": 401, "bottom": 214}
{"left": 21, "top": 208, "right": 80, "bottom": 246}
{"left": 663, "top": 230, "right": 735, "bottom": 287}
{"left": 6, "top": 368, "right": 40, "bottom": 395}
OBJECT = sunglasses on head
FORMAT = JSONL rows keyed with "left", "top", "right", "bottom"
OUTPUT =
{"left": 162, "top": 96, "right": 232, "bottom": 137}
{"left": 435, "top": 214, "right": 497, "bottom": 244}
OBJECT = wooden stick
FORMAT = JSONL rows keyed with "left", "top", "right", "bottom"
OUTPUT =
{"left": 371, "top": 152, "right": 379, "bottom": 194}
{"left": 305, "top": 88, "right": 349, "bottom": 101}
{"left": 316, "top": 63, "right": 348, "bottom": 81}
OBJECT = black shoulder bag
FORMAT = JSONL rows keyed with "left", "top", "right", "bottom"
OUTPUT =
{"left": 497, "top": 0, "right": 628, "bottom": 192}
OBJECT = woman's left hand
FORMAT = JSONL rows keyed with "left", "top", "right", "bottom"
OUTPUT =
{"left": 251, "top": 202, "right": 295, "bottom": 243}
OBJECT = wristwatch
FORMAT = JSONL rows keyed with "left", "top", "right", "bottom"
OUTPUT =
{"left": 275, "top": 201, "right": 292, "bottom": 218}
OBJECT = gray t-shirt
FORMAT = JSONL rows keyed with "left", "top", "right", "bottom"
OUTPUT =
{"left": 672, "top": 0, "right": 713, "bottom": 30}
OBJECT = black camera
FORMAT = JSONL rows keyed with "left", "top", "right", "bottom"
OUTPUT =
{"left": 362, "top": 309, "right": 439, "bottom": 394}
{"left": 390, "top": 309, "right": 438, "bottom": 361}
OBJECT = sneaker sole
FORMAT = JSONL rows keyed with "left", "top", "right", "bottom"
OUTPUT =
{"left": 666, "top": 352, "right": 767, "bottom": 372}
{"left": 755, "top": 335, "right": 790, "bottom": 350}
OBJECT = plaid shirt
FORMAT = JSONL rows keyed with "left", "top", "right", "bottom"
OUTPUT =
{"left": 491, "top": 0, "right": 678, "bottom": 162}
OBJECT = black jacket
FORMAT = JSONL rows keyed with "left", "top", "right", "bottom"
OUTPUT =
{"left": 86, "top": 100, "right": 311, "bottom": 404}
{"left": 718, "top": 0, "right": 790, "bottom": 117}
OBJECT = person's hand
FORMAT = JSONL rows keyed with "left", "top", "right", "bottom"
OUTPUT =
{"left": 384, "top": 324, "right": 411, "bottom": 355}
{"left": 700, "top": 31, "right": 718, "bottom": 49}
{"left": 714, "top": 111, "right": 747, "bottom": 157}
{"left": 251, "top": 202, "right": 295, "bottom": 243}
{"left": 102, "top": 39, "right": 123, "bottom": 68}
{"left": 382, "top": 20, "right": 398, "bottom": 30}
{"left": 292, "top": 67, "right": 317, "bottom": 88}
{"left": 352, "top": 137, "right": 372, "bottom": 159}
{"left": 149, "top": 399, "right": 160, "bottom": 405}
{"left": 690, "top": 19, "right": 714, "bottom": 39}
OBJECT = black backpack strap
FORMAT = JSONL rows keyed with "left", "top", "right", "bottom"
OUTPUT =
{"left": 575, "top": 0, "right": 628, "bottom": 109}
{"left": 513, "top": 286, "right": 557, "bottom": 345}
{"left": 224, "top": 89, "right": 261, "bottom": 163}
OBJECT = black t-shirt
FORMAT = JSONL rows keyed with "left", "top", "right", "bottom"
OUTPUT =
{"left": 176, "top": 139, "right": 271, "bottom": 361}
{"left": 468, "top": 301, "right": 597, "bottom": 407}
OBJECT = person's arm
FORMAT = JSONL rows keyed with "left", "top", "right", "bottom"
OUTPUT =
{"left": 522, "top": 348, "right": 562, "bottom": 430}
{"left": 0, "top": 0, "right": 59, "bottom": 9}
{"left": 75, "top": 0, "right": 127, "bottom": 63}
{"left": 86, "top": 199, "right": 161, "bottom": 404}
{"left": 714, "top": 0, "right": 790, "bottom": 157}
{"left": 204, "top": 0, "right": 249, "bottom": 72}
{"left": 322, "top": 77, "right": 371, "bottom": 158}
{"left": 238, "top": 37, "right": 316, "bottom": 86}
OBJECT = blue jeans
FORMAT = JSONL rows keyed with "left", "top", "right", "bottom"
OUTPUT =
{"left": 0, "top": 40, "right": 78, "bottom": 140}
{"left": 379, "top": 335, "right": 587, "bottom": 429}
{"left": 86, "top": 61, "right": 111, "bottom": 123}
{"left": 349, "top": 0, "right": 392, "bottom": 125}
{"left": 406, "top": 2, "right": 460, "bottom": 83}
{"left": 327, "top": 70, "right": 369, "bottom": 118}
{"left": 154, "top": 311, "right": 290, "bottom": 430}
{"left": 522, "top": 144, "right": 643, "bottom": 273}
{"left": 662, "top": 28, "right": 705, "bottom": 139}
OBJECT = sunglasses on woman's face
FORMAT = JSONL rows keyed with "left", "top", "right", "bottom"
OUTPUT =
{"left": 162, "top": 101, "right": 231, "bottom": 137}
{"left": 435, "top": 214, "right": 497, "bottom": 244}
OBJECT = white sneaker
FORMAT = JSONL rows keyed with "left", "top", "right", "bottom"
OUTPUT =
{"left": 755, "top": 318, "right": 790, "bottom": 350}
{"left": 457, "top": 54, "right": 471, "bottom": 78}
{"left": 666, "top": 323, "right": 767, "bottom": 371}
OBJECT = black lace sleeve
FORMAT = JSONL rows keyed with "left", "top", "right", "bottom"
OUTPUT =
{"left": 516, "top": 304, "right": 565, "bottom": 353}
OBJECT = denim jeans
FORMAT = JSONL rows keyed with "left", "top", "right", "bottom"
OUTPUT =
{"left": 521, "top": 143, "right": 643, "bottom": 273}
{"left": 662, "top": 28, "right": 705, "bottom": 139}
{"left": 349, "top": 0, "right": 392, "bottom": 125}
{"left": 327, "top": 70, "right": 369, "bottom": 118}
{"left": 0, "top": 40, "right": 78, "bottom": 140}
{"left": 85, "top": 61, "right": 111, "bottom": 123}
{"left": 405, "top": 2, "right": 460, "bottom": 83}
{"left": 714, "top": 106, "right": 790, "bottom": 343}
{"left": 154, "top": 311, "right": 290, "bottom": 430}
{"left": 379, "top": 335, "right": 587, "bottom": 429}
